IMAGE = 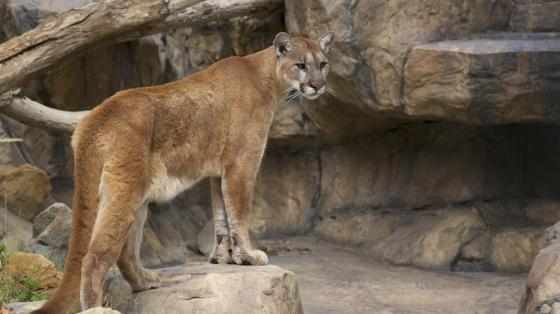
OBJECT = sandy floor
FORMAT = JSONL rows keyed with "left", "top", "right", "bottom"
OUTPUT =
{"left": 264, "top": 237, "right": 527, "bottom": 314}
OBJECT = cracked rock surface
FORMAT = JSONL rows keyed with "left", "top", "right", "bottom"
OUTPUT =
{"left": 106, "top": 263, "right": 302, "bottom": 314}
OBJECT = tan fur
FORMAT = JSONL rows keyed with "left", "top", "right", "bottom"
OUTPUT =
{"left": 32, "top": 32, "right": 333, "bottom": 314}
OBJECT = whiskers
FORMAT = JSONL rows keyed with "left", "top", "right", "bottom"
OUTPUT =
{"left": 326, "top": 87, "right": 337, "bottom": 98}
{"left": 280, "top": 88, "right": 302, "bottom": 106}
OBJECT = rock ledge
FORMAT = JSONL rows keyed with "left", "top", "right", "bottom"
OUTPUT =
{"left": 107, "top": 263, "right": 303, "bottom": 314}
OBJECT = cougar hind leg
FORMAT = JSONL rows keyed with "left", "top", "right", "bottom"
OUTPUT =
{"left": 116, "top": 203, "right": 161, "bottom": 292}
{"left": 80, "top": 158, "right": 150, "bottom": 309}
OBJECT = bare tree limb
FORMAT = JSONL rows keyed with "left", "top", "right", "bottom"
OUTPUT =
{"left": 0, "top": 0, "right": 282, "bottom": 133}
{"left": 0, "top": 90, "right": 89, "bottom": 133}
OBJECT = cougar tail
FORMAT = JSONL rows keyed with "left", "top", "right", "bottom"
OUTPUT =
{"left": 32, "top": 140, "right": 103, "bottom": 314}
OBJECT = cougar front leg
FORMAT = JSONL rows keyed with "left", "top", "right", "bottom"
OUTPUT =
{"left": 209, "top": 177, "right": 233, "bottom": 264}
{"left": 221, "top": 151, "right": 268, "bottom": 266}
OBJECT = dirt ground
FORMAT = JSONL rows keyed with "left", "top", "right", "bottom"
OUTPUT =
{"left": 264, "top": 237, "right": 526, "bottom": 314}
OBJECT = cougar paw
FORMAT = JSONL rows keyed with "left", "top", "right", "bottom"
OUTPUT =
{"left": 209, "top": 251, "right": 233, "bottom": 264}
{"left": 232, "top": 249, "right": 268, "bottom": 266}
{"left": 131, "top": 270, "right": 161, "bottom": 292}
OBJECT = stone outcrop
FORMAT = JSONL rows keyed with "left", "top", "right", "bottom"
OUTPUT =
{"left": 0, "top": 164, "right": 51, "bottom": 221}
{"left": 404, "top": 34, "right": 560, "bottom": 125}
{"left": 519, "top": 245, "right": 560, "bottom": 314}
{"left": 106, "top": 263, "right": 303, "bottom": 314}
{"left": 284, "top": 0, "right": 560, "bottom": 141}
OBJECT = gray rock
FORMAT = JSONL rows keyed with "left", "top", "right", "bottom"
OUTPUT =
{"left": 251, "top": 152, "right": 320, "bottom": 237}
{"left": 106, "top": 263, "right": 303, "bottom": 314}
{"left": 0, "top": 206, "right": 33, "bottom": 245}
{"left": 314, "top": 206, "right": 486, "bottom": 270}
{"left": 545, "top": 222, "right": 560, "bottom": 249}
{"left": 79, "top": 307, "right": 122, "bottom": 314}
{"left": 36, "top": 203, "right": 72, "bottom": 248}
{"left": 551, "top": 303, "right": 560, "bottom": 314}
{"left": 33, "top": 202, "right": 71, "bottom": 236}
{"left": 404, "top": 35, "right": 560, "bottom": 125}
{"left": 489, "top": 228, "right": 543, "bottom": 273}
{"left": 526, "top": 200, "right": 560, "bottom": 226}
{"left": 520, "top": 245, "right": 560, "bottom": 314}
{"left": 510, "top": 2, "right": 560, "bottom": 32}
{"left": 6, "top": 301, "right": 46, "bottom": 314}
{"left": 541, "top": 304, "right": 552, "bottom": 314}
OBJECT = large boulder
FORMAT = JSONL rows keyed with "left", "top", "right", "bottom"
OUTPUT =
{"left": 519, "top": 245, "right": 560, "bottom": 314}
{"left": 4, "top": 252, "right": 62, "bottom": 290}
{"left": 106, "top": 263, "right": 303, "bottom": 314}
{"left": 0, "top": 164, "right": 52, "bottom": 221}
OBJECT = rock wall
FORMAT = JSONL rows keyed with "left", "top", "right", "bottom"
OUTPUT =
{"left": 1, "top": 0, "right": 560, "bottom": 273}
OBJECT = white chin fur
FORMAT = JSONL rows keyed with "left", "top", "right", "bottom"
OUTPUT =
{"left": 303, "top": 93, "right": 322, "bottom": 100}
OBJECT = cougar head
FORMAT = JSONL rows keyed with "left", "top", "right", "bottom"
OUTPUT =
{"left": 274, "top": 32, "right": 335, "bottom": 100}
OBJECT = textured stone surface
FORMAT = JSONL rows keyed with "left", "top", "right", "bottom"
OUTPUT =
{"left": 544, "top": 221, "right": 560, "bottom": 249}
{"left": 404, "top": 35, "right": 560, "bottom": 125}
{"left": 79, "top": 307, "right": 122, "bottom": 314}
{"left": 140, "top": 181, "right": 211, "bottom": 267}
{"left": 251, "top": 152, "right": 320, "bottom": 237}
{"left": 318, "top": 123, "right": 560, "bottom": 214}
{"left": 268, "top": 237, "right": 525, "bottom": 314}
{"left": 519, "top": 245, "right": 560, "bottom": 314}
{"left": 510, "top": 2, "right": 560, "bottom": 32}
{"left": 30, "top": 202, "right": 72, "bottom": 267}
{"left": 6, "top": 301, "right": 46, "bottom": 314}
{"left": 106, "top": 263, "right": 303, "bottom": 314}
{"left": 489, "top": 228, "right": 544, "bottom": 273}
{"left": 0, "top": 164, "right": 51, "bottom": 221}
{"left": 314, "top": 206, "right": 485, "bottom": 269}
{"left": 456, "top": 231, "right": 493, "bottom": 271}
{"left": 32, "top": 202, "right": 71, "bottom": 236}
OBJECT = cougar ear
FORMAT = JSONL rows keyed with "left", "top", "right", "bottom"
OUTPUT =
{"left": 317, "top": 32, "right": 335, "bottom": 53}
{"left": 273, "top": 32, "right": 294, "bottom": 57}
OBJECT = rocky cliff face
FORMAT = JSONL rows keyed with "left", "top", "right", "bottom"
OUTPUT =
{"left": 1, "top": 0, "right": 560, "bottom": 272}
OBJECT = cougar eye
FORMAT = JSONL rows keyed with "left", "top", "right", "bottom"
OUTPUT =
{"left": 320, "top": 62, "right": 328, "bottom": 69}
{"left": 295, "top": 63, "right": 306, "bottom": 70}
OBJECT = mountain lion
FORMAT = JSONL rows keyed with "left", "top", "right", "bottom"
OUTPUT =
{"left": 33, "top": 31, "right": 334, "bottom": 314}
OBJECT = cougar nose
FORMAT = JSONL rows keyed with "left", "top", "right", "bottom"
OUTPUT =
{"left": 309, "top": 81, "right": 324, "bottom": 91}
